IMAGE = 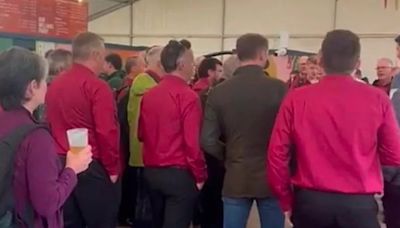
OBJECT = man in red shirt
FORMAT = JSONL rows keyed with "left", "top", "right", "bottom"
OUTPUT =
{"left": 192, "top": 57, "right": 223, "bottom": 94}
{"left": 46, "top": 32, "right": 121, "bottom": 228}
{"left": 138, "top": 40, "right": 207, "bottom": 228}
{"left": 267, "top": 29, "right": 400, "bottom": 228}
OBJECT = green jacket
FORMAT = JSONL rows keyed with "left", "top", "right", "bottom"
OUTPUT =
{"left": 107, "top": 70, "right": 125, "bottom": 91}
{"left": 127, "top": 73, "right": 158, "bottom": 167}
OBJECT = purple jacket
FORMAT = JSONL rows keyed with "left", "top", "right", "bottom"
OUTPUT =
{"left": 0, "top": 108, "right": 77, "bottom": 228}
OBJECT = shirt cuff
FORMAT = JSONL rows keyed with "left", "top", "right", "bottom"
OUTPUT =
{"left": 194, "top": 169, "right": 208, "bottom": 184}
{"left": 279, "top": 194, "right": 294, "bottom": 212}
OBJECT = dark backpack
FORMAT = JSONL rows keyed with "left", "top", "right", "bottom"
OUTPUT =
{"left": 0, "top": 124, "right": 45, "bottom": 228}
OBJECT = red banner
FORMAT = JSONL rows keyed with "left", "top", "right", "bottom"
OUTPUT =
{"left": 0, "top": 0, "right": 87, "bottom": 40}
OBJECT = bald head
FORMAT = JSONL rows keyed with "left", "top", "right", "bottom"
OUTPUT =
{"left": 223, "top": 55, "right": 240, "bottom": 80}
{"left": 146, "top": 46, "right": 163, "bottom": 68}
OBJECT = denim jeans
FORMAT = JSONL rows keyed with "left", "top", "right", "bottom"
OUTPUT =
{"left": 223, "top": 197, "right": 284, "bottom": 228}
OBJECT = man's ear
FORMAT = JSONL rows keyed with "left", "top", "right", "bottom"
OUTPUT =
{"left": 25, "top": 80, "right": 37, "bottom": 100}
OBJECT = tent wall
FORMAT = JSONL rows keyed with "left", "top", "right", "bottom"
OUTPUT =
{"left": 89, "top": 0, "right": 400, "bottom": 80}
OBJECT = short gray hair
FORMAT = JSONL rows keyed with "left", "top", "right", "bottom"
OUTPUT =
{"left": 72, "top": 32, "right": 104, "bottom": 60}
{"left": 377, "top": 57, "right": 394, "bottom": 66}
{"left": 145, "top": 46, "right": 163, "bottom": 67}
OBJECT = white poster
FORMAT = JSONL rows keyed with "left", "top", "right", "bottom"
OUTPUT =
{"left": 36, "top": 41, "right": 56, "bottom": 57}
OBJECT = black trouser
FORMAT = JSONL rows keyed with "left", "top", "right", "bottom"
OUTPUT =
{"left": 118, "top": 166, "right": 136, "bottom": 225}
{"left": 383, "top": 181, "right": 400, "bottom": 228}
{"left": 198, "top": 154, "right": 224, "bottom": 228}
{"left": 62, "top": 159, "right": 121, "bottom": 228}
{"left": 292, "top": 188, "right": 380, "bottom": 228}
{"left": 144, "top": 167, "right": 199, "bottom": 228}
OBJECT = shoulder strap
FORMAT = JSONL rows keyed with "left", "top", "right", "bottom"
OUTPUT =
{"left": 0, "top": 124, "right": 45, "bottom": 149}
{"left": 0, "top": 124, "right": 47, "bottom": 228}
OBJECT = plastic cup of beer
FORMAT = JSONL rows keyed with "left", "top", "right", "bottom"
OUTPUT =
{"left": 66, "top": 128, "right": 88, "bottom": 154}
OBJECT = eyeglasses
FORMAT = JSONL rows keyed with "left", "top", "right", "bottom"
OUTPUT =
{"left": 376, "top": 66, "right": 392, "bottom": 70}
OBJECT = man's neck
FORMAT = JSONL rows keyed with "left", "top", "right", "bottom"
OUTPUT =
{"left": 379, "top": 77, "right": 392, "bottom": 85}
{"left": 74, "top": 60, "right": 98, "bottom": 75}
{"left": 128, "top": 72, "right": 139, "bottom": 79}
{"left": 23, "top": 103, "right": 35, "bottom": 114}
{"left": 169, "top": 71, "right": 187, "bottom": 82}
{"left": 240, "top": 60, "right": 262, "bottom": 68}
{"left": 147, "top": 67, "right": 161, "bottom": 77}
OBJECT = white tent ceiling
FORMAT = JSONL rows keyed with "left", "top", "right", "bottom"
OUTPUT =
{"left": 88, "top": 0, "right": 134, "bottom": 20}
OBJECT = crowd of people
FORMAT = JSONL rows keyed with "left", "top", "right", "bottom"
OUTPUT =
{"left": 1, "top": 29, "right": 400, "bottom": 228}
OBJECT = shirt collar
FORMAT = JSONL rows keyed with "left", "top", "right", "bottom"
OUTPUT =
{"left": 234, "top": 65, "right": 265, "bottom": 77}
{"left": 73, "top": 63, "right": 97, "bottom": 77}
{"left": 146, "top": 70, "right": 161, "bottom": 83}
{"left": 10, "top": 106, "right": 39, "bottom": 123}
{"left": 374, "top": 78, "right": 392, "bottom": 87}
{"left": 196, "top": 78, "right": 210, "bottom": 85}
{"left": 321, "top": 74, "right": 355, "bottom": 83}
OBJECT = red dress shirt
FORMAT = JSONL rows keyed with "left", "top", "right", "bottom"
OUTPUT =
{"left": 268, "top": 75, "right": 400, "bottom": 212}
{"left": 46, "top": 64, "right": 121, "bottom": 175}
{"left": 192, "top": 78, "right": 210, "bottom": 94}
{"left": 138, "top": 75, "right": 207, "bottom": 183}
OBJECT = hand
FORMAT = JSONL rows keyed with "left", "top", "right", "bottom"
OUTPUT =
{"left": 66, "top": 146, "right": 93, "bottom": 174}
{"left": 110, "top": 175, "right": 119, "bottom": 183}
{"left": 285, "top": 211, "right": 293, "bottom": 227}
{"left": 196, "top": 182, "right": 205, "bottom": 191}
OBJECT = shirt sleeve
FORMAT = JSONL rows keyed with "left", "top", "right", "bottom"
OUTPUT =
{"left": 200, "top": 94, "right": 225, "bottom": 161}
{"left": 25, "top": 129, "right": 77, "bottom": 217}
{"left": 92, "top": 82, "right": 121, "bottom": 176}
{"left": 267, "top": 94, "right": 294, "bottom": 212}
{"left": 378, "top": 96, "right": 400, "bottom": 166}
{"left": 182, "top": 95, "right": 207, "bottom": 183}
{"left": 127, "top": 75, "right": 156, "bottom": 125}
{"left": 137, "top": 98, "right": 144, "bottom": 143}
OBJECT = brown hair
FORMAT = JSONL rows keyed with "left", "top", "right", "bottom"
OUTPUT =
{"left": 72, "top": 32, "right": 104, "bottom": 60}
{"left": 48, "top": 49, "right": 72, "bottom": 77}
{"left": 321, "top": 30, "right": 360, "bottom": 74}
{"left": 0, "top": 47, "right": 48, "bottom": 110}
{"left": 236, "top": 33, "right": 269, "bottom": 61}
